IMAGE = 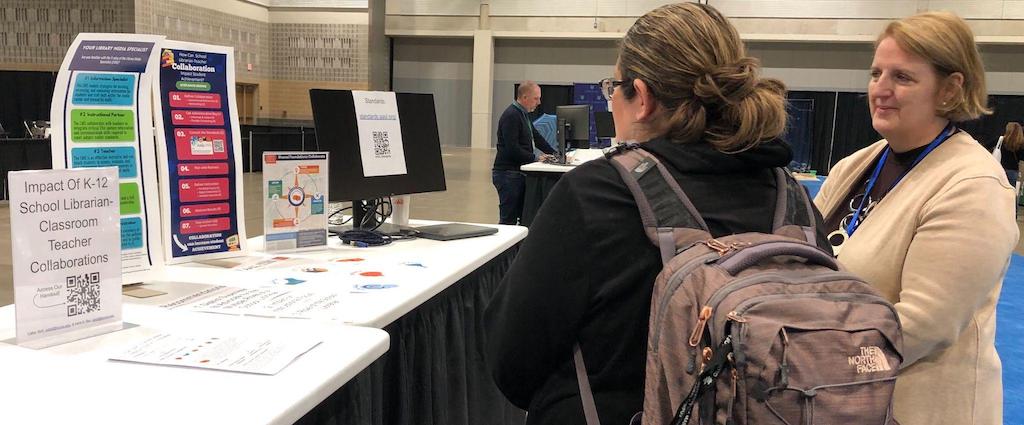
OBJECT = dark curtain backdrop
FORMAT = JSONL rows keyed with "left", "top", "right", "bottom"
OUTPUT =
{"left": 784, "top": 98, "right": 814, "bottom": 170}
{"left": 828, "top": 92, "right": 880, "bottom": 172}
{"left": 0, "top": 70, "right": 57, "bottom": 138}
{"left": 512, "top": 83, "right": 573, "bottom": 121}
{"left": 958, "top": 94, "right": 1024, "bottom": 150}
{"left": 786, "top": 90, "right": 1024, "bottom": 175}
{"left": 786, "top": 91, "right": 837, "bottom": 174}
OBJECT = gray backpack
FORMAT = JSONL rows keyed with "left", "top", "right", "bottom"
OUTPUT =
{"left": 574, "top": 144, "right": 903, "bottom": 425}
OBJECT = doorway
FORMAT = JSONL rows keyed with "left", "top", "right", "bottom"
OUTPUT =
{"left": 235, "top": 83, "right": 258, "bottom": 125}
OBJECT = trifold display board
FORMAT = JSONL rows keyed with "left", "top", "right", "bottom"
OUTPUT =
{"left": 50, "top": 33, "right": 166, "bottom": 283}
{"left": 153, "top": 41, "right": 247, "bottom": 264}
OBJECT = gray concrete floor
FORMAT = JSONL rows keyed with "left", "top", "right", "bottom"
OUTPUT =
{"left": 0, "top": 146, "right": 499, "bottom": 307}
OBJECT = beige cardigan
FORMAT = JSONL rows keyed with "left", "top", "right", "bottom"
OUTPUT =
{"left": 815, "top": 132, "right": 1017, "bottom": 425}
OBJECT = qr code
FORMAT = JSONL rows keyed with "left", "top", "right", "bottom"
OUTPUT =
{"left": 66, "top": 272, "right": 101, "bottom": 317}
{"left": 372, "top": 131, "right": 391, "bottom": 156}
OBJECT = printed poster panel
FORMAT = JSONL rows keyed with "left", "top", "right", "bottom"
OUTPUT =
{"left": 9, "top": 168, "right": 122, "bottom": 349}
{"left": 262, "top": 152, "right": 329, "bottom": 252}
{"left": 50, "top": 33, "right": 166, "bottom": 283}
{"left": 351, "top": 90, "right": 407, "bottom": 177}
{"left": 154, "top": 41, "right": 247, "bottom": 264}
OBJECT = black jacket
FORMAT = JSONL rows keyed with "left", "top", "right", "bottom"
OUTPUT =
{"left": 493, "top": 103, "right": 556, "bottom": 170}
{"left": 1000, "top": 143, "right": 1021, "bottom": 172}
{"left": 484, "top": 137, "right": 831, "bottom": 425}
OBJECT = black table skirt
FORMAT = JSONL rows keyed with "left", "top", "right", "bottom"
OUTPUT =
{"left": 1, "top": 138, "right": 51, "bottom": 199}
{"left": 296, "top": 244, "right": 526, "bottom": 425}
{"left": 521, "top": 171, "right": 563, "bottom": 227}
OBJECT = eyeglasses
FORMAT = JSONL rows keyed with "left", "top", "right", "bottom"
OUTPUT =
{"left": 599, "top": 77, "right": 629, "bottom": 101}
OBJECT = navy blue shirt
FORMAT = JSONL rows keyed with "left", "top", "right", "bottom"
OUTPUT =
{"left": 493, "top": 102, "right": 556, "bottom": 170}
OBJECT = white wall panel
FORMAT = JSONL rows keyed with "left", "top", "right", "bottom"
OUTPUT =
{"left": 386, "top": 0, "right": 480, "bottom": 15}
{"left": 491, "top": 0, "right": 598, "bottom": 16}
{"left": 926, "top": 1, "right": 1005, "bottom": 18}
{"left": 1005, "top": 1, "right": 1024, "bottom": 18}
{"left": 714, "top": 0, "right": 918, "bottom": 19}
{"left": 623, "top": 0, "right": 683, "bottom": 16}
{"left": 268, "top": 0, "right": 367, "bottom": 7}
{"left": 596, "top": 0, "right": 627, "bottom": 16}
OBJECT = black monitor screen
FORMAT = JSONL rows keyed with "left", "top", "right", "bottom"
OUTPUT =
{"left": 556, "top": 104, "right": 591, "bottom": 148}
{"left": 594, "top": 111, "right": 615, "bottom": 138}
{"left": 309, "top": 89, "right": 446, "bottom": 203}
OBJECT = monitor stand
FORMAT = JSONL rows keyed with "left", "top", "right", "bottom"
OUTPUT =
{"left": 328, "top": 222, "right": 407, "bottom": 236}
{"left": 556, "top": 117, "right": 568, "bottom": 164}
{"left": 328, "top": 199, "right": 411, "bottom": 236}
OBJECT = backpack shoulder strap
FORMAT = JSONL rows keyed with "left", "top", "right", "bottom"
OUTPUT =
{"left": 605, "top": 143, "right": 712, "bottom": 264}
{"left": 771, "top": 168, "right": 818, "bottom": 244}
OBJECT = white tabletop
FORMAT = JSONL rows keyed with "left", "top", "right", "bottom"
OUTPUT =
{"left": 520, "top": 148, "right": 605, "bottom": 173}
{"left": 0, "top": 303, "right": 389, "bottom": 425}
{"left": 132, "top": 220, "right": 528, "bottom": 328}
{"left": 521, "top": 161, "right": 575, "bottom": 173}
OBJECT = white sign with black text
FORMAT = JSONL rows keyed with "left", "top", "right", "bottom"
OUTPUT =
{"left": 8, "top": 167, "right": 123, "bottom": 349}
{"left": 351, "top": 90, "right": 407, "bottom": 177}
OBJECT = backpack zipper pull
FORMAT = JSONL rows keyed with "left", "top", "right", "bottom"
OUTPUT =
{"left": 704, "top": 239, "right": 732, "bottom": 255}
{"left": 688, "top": 306, "right": 713, "bottom": 347}
{"left": 726, "top": 311, "right": 747, "bottom": 322}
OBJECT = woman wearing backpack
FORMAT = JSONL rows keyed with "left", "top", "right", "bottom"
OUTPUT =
{"left": 814, "top": 12, "right": 1017, "bottom": 425}
{"left": 484, "top": 4, "right": 831, "bottom": 424}
{"left": 998, "top": 121, "right": 1023, "bottom": 186}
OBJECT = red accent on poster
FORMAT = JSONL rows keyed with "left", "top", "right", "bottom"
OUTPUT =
{"left": 177, "top": 162, "right": 229, "bottom": 176}
{"left": 178, "top": 178, "right": 229, "bottom": 202}
{"left": 171, "top": 110, "right": 225, "bottom": 126}
{"left": 179, "top": 217, "right": 231, "bottom": 234}
{"left": 179, "top": 203, "right": 230, "bottom": 217}
{"left": 173, "top": 128, "right": 228, "bottom": 161}
{"left": 168, "top": 91, "right": 222, "bottom": 109}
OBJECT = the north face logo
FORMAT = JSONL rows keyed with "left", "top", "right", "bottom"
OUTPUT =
{"left": 847, "top": 346, "right": 892, "bottom": 374}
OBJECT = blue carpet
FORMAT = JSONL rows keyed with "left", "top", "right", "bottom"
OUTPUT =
{"left": 999, "top": 254, "right": 1024, "bottom": 421}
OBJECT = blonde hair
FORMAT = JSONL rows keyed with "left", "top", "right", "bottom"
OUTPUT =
{"left": 878, "top": 11, "right": 991, "bottom": 121}
{"left": 1004, "top": 122, "right": 1024, "bottom": 152}
{"left": 617, "top": 3, "right": 786, "bottom": 152}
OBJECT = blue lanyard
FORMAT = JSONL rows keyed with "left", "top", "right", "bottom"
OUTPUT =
{"left": 845, "top": 123, "right": 955, "bottom": 236}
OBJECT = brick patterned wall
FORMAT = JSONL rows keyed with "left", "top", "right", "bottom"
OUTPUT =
{"left": 0, "top": 0, "right": 371, "bottom": 122}
{"left": 269, "top": 22, "right": 368, "bottom": 82}
{"left": 135, "top": 0, "right": 271, "bottom": 79}
{"left": 0, "top": 0, "right": 135, "bottom": 68}
{"left": 268, "top": 79, "right": 369, "bottom": 120}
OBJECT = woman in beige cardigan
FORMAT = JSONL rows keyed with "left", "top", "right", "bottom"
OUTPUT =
{"left": 814, "top": 12, "right": 1017, "bottom": 425}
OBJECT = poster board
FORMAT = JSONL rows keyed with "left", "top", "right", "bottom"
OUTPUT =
{"left": 153, "top": 41, "right": 247, "bottom": 264}
{"left": 49, "top": 33, "right": 166, "bottom": 283}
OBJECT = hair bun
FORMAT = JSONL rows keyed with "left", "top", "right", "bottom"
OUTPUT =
{"left": 692, "top": 57, "right": 759, "bottom": 106}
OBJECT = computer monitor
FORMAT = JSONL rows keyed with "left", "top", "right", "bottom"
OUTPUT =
{"left": 594, "top": 111, "right": 615, "bottom": 138}
{"left": 309, "top": 89, "right": 447, "bottom": 230}
{"left": 556, "top": 105, "right": 591, "bottom": 149}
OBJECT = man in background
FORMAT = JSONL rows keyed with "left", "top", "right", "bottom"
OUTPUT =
{"left": 492, "top": 81, "right": 556, "bottom": 225}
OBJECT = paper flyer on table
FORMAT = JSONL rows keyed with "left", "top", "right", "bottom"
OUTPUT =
{"left": 163, "top": 286, "right": 345, "bottom": 319}
{"left": 109, "top": 332, "right": 321, "bottom": 375}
